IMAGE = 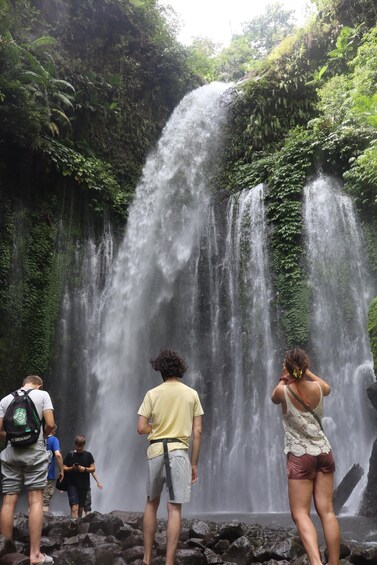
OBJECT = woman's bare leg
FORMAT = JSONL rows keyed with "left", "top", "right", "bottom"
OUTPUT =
{"left": 313, "top": 472, "right": 340, "bottom": 565}
{"left": 288, "top": 479, "right": 323, "bottom": 565}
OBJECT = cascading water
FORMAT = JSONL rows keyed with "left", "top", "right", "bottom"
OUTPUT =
{"left": 304, "top": 175, "right": 375, "bottom": 512}
{"left": 91, "top": 83, "right": 235, "bottom": 512}
{"left": 91, "top": 78, "right": 288, "bottom": 512}
{"left": 84, "top": 92, "right": 376, "bottom": 516}
{"left": 195, "top": 185, "right": 285, "bottom": 511}
{"left": 52, "top": 223, "right": 114, "bottom": 440}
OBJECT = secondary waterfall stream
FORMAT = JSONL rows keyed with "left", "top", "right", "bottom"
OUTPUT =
{"left": 198, "top": 185, "right": 284, "bottom": 511}
{"left": 55, "top": 85, "right": 376, "bottom": 514}
{"left": 304, "top": 175, "right": 375, "bottom": 511}
{"left": 53, "top": 223, "right": 115, "bottom": 435}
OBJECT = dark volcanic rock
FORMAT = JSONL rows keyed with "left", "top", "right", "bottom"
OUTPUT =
{"left": 122, "top": 544, "right": 145, "bottom": 562}
{"left": 223, "top": 535, "right": 253, "bottom": 565}
{"left": 204, "top": 547, "right": 224, "bottom": 563}
{"left": 213, "top": 538, "right": 231, "bottom": 553}
{"left": 0, "top": 511, "right": 370, "bottom": 565}
{"left": 0, "top": 538, "right": 17, "bottom": 558}
{"left": 360, "top": 438, "right": 377, "bottom": 517}
{"left": 366, "top": 381, "right": 377, "bottom": 411}
{"left": 218, "top": 522, "right": 246, "bottom": 543}
{"left": 174, "top": 547, "right": 207, "bottom": 564}
{"left": 0, "top": 554, "right": 30, "bottom": 565}
{"left": 189, "top": 520, "right": 211, "bottom": 538}
{"left": 84, "top": 511, "right": 123, "bottom": 536}
{"left": 348, "top": 543, "right": 377, "bottom": 564}
{"left": 110, "top": 510, "right": 143, "bottom": 529}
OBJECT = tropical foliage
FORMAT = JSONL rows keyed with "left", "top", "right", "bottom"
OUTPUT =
{"left": 215, "top": 0, "right": 377, "bottom": 348}
{"left": 0, "top": 0, "right": 199, "bottom": 211}
{"left": 1, "top": 0, "right": 377, "bottom": 378}
{"left": 187, "top": 2, "right": 297, "bottom": 82}
{"left": 0, "top": 0, "right": 199, "bottom": 386}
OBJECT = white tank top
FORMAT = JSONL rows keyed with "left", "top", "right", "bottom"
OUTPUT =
{"left": 282, "top": 384, "right": 331, "bottom": 456}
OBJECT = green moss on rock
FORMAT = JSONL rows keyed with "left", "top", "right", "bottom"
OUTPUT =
{"left": 368, "top": 297, "right": 377, "bottom": 375}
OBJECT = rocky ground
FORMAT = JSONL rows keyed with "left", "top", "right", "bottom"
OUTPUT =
{"left": 0, "top": 511, "right": 375, "bottom": 564}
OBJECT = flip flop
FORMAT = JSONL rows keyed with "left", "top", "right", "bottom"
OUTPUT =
{"left": 32, "top": 554, "right": 54, "bottom": 564}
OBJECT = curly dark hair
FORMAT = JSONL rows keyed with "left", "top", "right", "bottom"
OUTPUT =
{"left": 150, "top": 348, "right": 187, "bottom": 379}
{"left": 284, "top": 348, "right": 310, "bottom": 379}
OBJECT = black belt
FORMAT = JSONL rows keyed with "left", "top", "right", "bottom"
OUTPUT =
{"left": 149, "top": 438, "right": 184, "bottom": 500}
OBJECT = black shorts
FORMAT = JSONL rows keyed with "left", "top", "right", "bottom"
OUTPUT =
{"left": 67, "top": 484, "right": 88, "bottom": 507}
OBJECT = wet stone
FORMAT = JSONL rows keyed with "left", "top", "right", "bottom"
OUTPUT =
{"left": 0, "top": 554, "right": 30, "bottom": 565}
{"left": 190, "top": 520, "right": 212, "bottom": 538}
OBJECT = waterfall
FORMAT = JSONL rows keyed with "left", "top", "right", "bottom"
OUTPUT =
{"left": 91, "top": 83, "right": 235, "bottom": 512}
{"left": 91, "top": 136, "right": 287, "bottom": 511}
{"left": 83, "top": 94, "right": 375, "bottom": 516}
{"left": 195, "top": 185, "right": 284, "bottom": 511}
{"left": 52, "top": 223, "right": 114, "bottom": 440}
{"left": 304, "top": 175, "right": 375, "bottom": 512}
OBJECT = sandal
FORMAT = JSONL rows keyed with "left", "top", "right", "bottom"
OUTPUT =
{"left": 32, "top": 554, "right": 54, "bottom": 564}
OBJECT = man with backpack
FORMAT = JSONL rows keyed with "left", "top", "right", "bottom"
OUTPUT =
{"left": 0, "top": 375, "right": 55, "bottom": 565}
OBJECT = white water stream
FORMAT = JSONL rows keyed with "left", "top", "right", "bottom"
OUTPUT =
{"left": 90, "top": 83, "right": 237, "bottom": 511}
{"left": 53, "top": 88, "right": 375, "bottom": 515}
{"left": 304, "top": 175, "right": 375, "bottom": 512}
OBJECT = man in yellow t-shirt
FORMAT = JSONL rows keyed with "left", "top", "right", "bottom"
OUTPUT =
{"left": 137, "top": 348, "right": 204, "bottom": 565}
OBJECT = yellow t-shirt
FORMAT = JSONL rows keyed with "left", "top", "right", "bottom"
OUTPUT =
{"left": 138, "top": 380, "right": 204, "bottom": 459}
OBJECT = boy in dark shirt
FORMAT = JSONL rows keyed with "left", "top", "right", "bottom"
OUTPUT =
{"left": 63, "top": 435, "right": 95, "bottom": 518}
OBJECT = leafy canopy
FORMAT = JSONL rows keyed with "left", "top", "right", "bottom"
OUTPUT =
{"left": 186, "top": 2, "right": 297, "bottom": 82}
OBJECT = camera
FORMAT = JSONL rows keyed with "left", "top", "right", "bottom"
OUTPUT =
{"left": 72, "top": 463, "right": 79, "bottom": 468}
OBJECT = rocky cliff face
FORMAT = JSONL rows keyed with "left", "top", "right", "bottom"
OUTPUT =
{"left": 361, "top": 382, "right": 377, "bottom": 517}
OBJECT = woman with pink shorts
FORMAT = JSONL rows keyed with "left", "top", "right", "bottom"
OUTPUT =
{"left": 271, "top": 348, "right": 340, "bottom": 565}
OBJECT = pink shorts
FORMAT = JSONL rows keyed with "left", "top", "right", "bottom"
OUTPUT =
{"left": 287, "top": 451, "right": 336, "bottom": 480}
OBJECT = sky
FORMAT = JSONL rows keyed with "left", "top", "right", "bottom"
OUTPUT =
{"left": 159, "top": 0, "right": 317, "bottom": 47}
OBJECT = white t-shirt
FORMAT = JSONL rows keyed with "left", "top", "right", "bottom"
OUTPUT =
{"left": 0, "top": 387, "right": 54, "bottom": 447}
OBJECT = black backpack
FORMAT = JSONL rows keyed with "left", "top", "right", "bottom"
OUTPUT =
{"left": 3, "top": 389, "right": 42, "bottom": 448}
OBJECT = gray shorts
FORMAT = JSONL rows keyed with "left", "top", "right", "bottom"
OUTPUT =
{"left": 1, "top": 445, "right": 49, "bottom": 494}
{"left": 147, "top": 449, "right": 191, "bottom": 504}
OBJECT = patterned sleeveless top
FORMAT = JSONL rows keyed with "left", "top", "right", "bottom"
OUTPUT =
{"left": 282, "top": 383, "right": 331, "bottom": 457}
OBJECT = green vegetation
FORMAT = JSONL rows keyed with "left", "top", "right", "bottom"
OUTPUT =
{"left": 266, "top": 129, "right": 315, "bottom": 347}
{"left": 0, "top": 0, "right": 200, "bottom": 196}
{"left": 368, "top": 298, "right": 377, "bottom": 373}
{"left": 0, "top": 0, "right": 199, "bottom": 387}
{"left": 211, "top": 0, "right": 377, "bottom": 349}
{"left": 41, "top": 140, "right": 127, "bottom": 216}
{"left": 0, "top": 189, "right": 67, "bottom": 391}
{"left": 1, "top": 0, "right": 377, "bottom": 379}
{"left": 187, "top": 3, "right": 297, "bottom": 82}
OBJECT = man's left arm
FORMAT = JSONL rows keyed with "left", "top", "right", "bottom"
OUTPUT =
{"left": 191, "top": 415, "right": 202, "bottom": 484}
{"left": 0, "top": 417, "right": 6, "bottom": 447}
{"left": 137, "top": 415, "right": 152, "bottom": 435}
{"left": 92, "top": 472, "right": 103, "bottom": 488}
{"left": 0, "top": 398, "right": 7, "bottom": 447}
{"left": 54, "top": 449, "right": 64, "bottom": 480}
{"left": 43, "top": 409, "right": 55, "bottom": 437}
{"left": 79, "top": 462, "right": 95, "bottom": 473}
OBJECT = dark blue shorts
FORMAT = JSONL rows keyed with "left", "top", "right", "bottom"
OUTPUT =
{"left": 67, "top": 484, "right": 88, "bottom": 508}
